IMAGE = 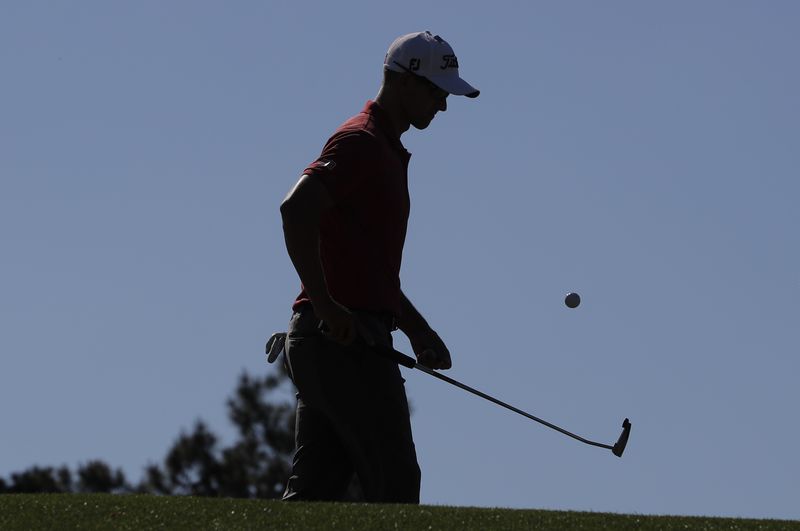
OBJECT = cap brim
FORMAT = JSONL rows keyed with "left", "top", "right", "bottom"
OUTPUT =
{"left": 427, "top": 74, "right": 480, "bottom": 98}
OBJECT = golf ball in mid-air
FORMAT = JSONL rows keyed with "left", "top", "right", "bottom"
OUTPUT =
{"left": 565, "top": 292, "right": 581, "bottom": 308}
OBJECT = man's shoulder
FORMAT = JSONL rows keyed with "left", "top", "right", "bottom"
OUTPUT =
{"left": 325, "top": 117, "right": 380, "bottom": 149}
{"left": 335, "top": 110, "right": 379, "bottom": 137}
{"left": 312, "top": 117, "right": 380, "bottom": 169}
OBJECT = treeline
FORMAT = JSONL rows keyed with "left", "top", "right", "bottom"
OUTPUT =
{"left": 0, "top": 367, "right": 295, "bottom": 498}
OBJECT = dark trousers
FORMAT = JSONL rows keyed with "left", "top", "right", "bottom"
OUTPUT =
{"left": 281, "top": 306, "right": 421, "bottom": 503}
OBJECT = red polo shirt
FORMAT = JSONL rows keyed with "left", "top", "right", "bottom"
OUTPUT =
{"left": 292, "top": 101, "right": 411, "bottom": 317}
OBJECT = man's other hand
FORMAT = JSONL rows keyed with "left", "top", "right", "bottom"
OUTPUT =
{"left": 411, "top": 330, "right": 452, "bottom": 370}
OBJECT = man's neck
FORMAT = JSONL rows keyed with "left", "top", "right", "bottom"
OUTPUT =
{"left": 374, "top": 89, "right": 410, "bottom": 138}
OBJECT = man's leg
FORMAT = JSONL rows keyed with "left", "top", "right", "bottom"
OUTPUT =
{"left": 353, "top": 351, "right": 420, "bottom": 503}
{"left": 281, "top": 308, "right": 364, "bottom": 502}
{"left": 282, "top": 394, "right": 354, "bottom": 501}
{"left": 282, "top": 308, "right": 420, "bottom": 503}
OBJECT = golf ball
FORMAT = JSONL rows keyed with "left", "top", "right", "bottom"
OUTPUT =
{"left": 565, "top": 292, "right": 581, "bottom": 308}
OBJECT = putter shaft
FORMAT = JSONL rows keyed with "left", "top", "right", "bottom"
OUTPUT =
{"left": 415, "top": 363, "right": 614, "bottom": 450}
{"left": 380, "top": 345, "right": 631, "bottom": 457}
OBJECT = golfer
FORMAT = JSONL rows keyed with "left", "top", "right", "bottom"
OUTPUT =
{"left": 279, "top": 31, "right": 479, "bottom": 503}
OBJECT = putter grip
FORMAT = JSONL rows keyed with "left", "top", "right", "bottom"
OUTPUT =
{"left": 375, "top": 345, "right": 417, "bottom": 369}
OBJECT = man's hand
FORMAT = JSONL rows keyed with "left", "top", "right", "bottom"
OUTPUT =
{"left": 410, "top": 329, "right": 452, "bottom": 370}
{"left": 315, "top": 299, "right": 358, "bottom": 346}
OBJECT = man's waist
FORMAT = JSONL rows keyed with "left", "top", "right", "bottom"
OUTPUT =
{"left": 293, "top": 301, "right": 398, "bottom": 332}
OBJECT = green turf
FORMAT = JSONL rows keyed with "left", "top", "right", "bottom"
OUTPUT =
{"left": 0, "top": 494, "right": 797, "bottom": 530}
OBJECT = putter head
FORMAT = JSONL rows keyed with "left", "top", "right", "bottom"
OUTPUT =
{"left": 266, "top": 332, "right": 287, "bottom": 364}
{"left": 611, "top": 418, "right": 631, "bottom": 457}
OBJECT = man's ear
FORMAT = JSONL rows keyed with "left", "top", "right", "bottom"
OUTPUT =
{"left": 400, "top": 72, "right": 416, "bottom": 90}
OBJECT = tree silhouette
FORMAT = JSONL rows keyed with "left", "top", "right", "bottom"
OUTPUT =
{"left": 144, "top": 369, "right": 296, "bottom": 498}
{"left": 76, "top": 460, "right": 128, "bottom": 493}
{"left": 218, "top": 371, "right": 295, "bottom": 498}
{"left": 0, "top": 366, "right": 295, "bottom": 498}
{"left": 1, "top": 466, "right": 73, "bottom": 494}
{"left": 161, "top": 420, "right": 223, "bottom": 496}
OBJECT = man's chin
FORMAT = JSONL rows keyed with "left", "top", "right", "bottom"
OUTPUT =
{"left": 412, "top": 118, "right": 433, "bottom": 130}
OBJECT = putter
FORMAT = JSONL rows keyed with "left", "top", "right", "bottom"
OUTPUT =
{"left": 374, "top": 344, "right": 631, "bottom": 457}
{"left": 265, "top": 330, "right": 631, "bottom": 457}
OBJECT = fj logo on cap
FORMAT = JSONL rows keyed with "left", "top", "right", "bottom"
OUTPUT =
{"left": 409, "top": 58, "right": 421, "bottom": 71}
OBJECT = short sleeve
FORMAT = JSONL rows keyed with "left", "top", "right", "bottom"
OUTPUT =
{"left": 302, "top": 130, "right": 379, "bottom": 204}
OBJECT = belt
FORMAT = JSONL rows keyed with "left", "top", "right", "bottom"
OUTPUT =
{"left": 294, "top": 303, "right": 398, "bottom": 332}
{"left": 363, "top": 311, "right": 398, "bottom": 332}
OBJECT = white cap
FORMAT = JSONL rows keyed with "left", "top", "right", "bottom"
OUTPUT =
{"left": 384, "top": 31, "right": 479, "bottom": 98}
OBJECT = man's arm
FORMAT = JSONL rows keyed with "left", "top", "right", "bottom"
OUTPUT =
{"left": 280, "top": 174, "right": 357, "bottom": 345}
{"left": 397, "top": 291, "right": 452, "bottom": 370}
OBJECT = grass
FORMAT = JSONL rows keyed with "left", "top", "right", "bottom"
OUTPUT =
{"left": 0, "top": 494, "right": 797, "bottom": 530}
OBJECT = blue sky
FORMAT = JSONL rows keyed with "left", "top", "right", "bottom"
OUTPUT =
{"left": 2, "top": 1, "right": 798, "bottom": 520}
